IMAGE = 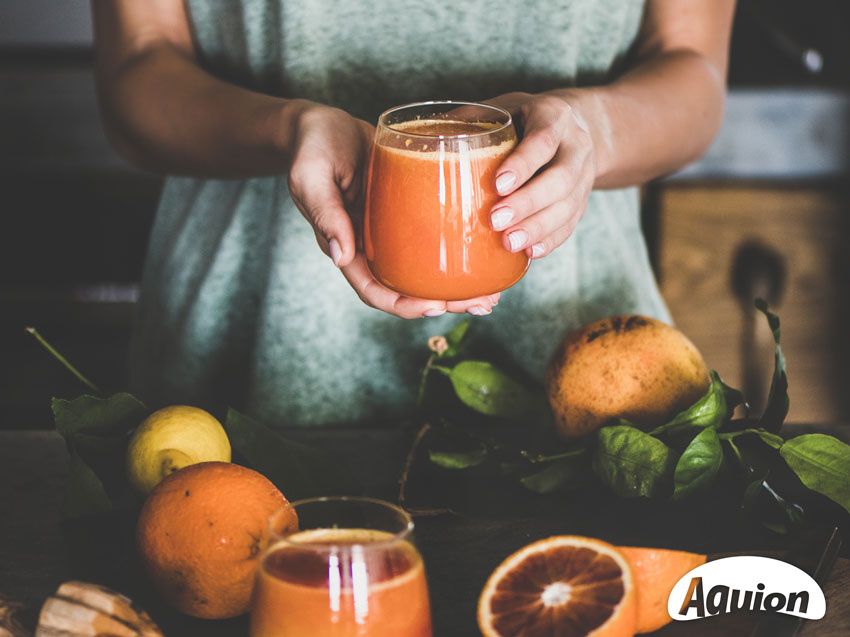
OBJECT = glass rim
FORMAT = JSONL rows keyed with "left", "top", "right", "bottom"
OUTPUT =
{"left": 377, "top": 100, "right": 513, "bottom": 139}
{"left": 267, "top": 495, "right": 415, "bottom": 552}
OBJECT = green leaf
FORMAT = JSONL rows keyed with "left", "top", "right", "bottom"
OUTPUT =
{"left": 754, "top": 299, "right": 789, "bottom": 433}
{"left": 740, "top": 474, "right": 805, "bottom": 535}
{"left": 593, "top": 425, "right": 677, "bottom": 498}
{"left": 52, "top": 393, "right": 146, "bottom": 507}
{"left": 520, "top": 456, "right": 589, "bottom": 494}
{"left": 428, "top": 447, "right": 487, "bottom": 469}
{"left": 780, "top": 434, "right": 850, "bottom": 515}
{"left": 673, "top": 428, "right": 724, "bottom": 500}
{"left": 52, "top": 393, "right": 146, "bottom": 439}
{"left": 443, "top": 320, "right": 471, "bottom": 358}
{"left": 224, "top": 409, "right": 356, "bottom": 500}
{"left": 63, "top": 452, "right": 112, "bottom": 518}
{"left": 442, "top": 360, "right": 540, "bottom": 419}
{"left": 649, "top": 371, "right": 741, "bottom": 437}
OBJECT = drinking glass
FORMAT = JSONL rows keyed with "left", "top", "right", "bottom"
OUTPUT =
{"left": 250, "top": 496, "right": 432, "bottom": 637}
{"left": 364, "top": 101, "right": 529, "bottom": 300}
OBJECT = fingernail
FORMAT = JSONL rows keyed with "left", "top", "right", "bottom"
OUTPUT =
{"left": 495, "top": 172, "right": 516, "bottom": 194}
{"left": 507, "top": 229, "right": 529, "bottom": 252}
{"left": 468, "top": 306, "right": 492, "bottom": 316}
{"left": 424, "top": 308, "right": 446, "bottom": 318}
{"left": 491, "top": 207, "right": 514, "bottom": 230}
{"left": 531, "top": 243, "right": 546, "bottom": 258}
{"left": 329, "top": 238, "right": 342, "bottom": 266}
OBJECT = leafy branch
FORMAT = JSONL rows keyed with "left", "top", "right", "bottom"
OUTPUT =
{"left": 413, "top": 301, "right": 850, "bottom": 533}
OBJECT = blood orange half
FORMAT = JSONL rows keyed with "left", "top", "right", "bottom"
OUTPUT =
{"left": 478, "top": 536, "right": 636, "bottom": 637}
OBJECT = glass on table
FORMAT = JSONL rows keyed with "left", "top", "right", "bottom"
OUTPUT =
{"left": 250, "top": 496, "right": 432, "bottom": 637}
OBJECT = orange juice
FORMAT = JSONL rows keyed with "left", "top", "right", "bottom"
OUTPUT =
{"left": 250, "top": 529, "right": 432, "bottom": 637}
{"left": 364, "top": 118, "right": 529, "bottom": 300}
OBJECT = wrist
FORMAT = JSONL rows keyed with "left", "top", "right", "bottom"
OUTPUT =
{"left": 269, "top": 98, "right": 315, "bottom": 158}
{"left": 553, "top": 89, "right": 613, "bottom": 184}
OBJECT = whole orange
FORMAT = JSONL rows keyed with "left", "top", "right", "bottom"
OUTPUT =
{"left": 547, "top": 315, "right": 710, "bottom": 440}
{"left": 136, "top": 461, "right": 296, "bottom": 619}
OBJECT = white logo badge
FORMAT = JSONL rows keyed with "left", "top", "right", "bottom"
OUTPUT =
{"left": 668, "top": 556, "right": 825, "bottom": 621}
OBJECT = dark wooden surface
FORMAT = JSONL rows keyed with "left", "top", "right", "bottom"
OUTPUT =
{"left": 1, "top": 427, "right": 849, "bottom": 637}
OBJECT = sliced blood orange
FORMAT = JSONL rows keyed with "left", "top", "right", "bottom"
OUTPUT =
{"left": 618, "top": 546, "right": 706, "bottom": 633}
{"left": 478, "top": 536, "right": 636, "bottom": 637}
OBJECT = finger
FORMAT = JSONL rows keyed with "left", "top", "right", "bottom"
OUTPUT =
{"left": 490, "top": 157, "right": 572, "bottom": 231}
{"left": 482, "top": 92, "right": 533, "bottom": 117}
{"left": 495, "top": 97, "right": 569, "bottom": 195}
{"left": 526, "top": 220, "right": 577, "bottom": 259}
{"left": 503, "top": 198, "right": 583, "bottom": 256}
{"left": 340, "top": 255, "right": 447, "bottom": 319}
{"left": 447, "top": 293, "right": 501, "bottom": 316}
{"left": 288, "top": 158, "right": 357, "bottom": 267}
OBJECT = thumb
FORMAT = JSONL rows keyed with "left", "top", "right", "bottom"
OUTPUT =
{"left": 291, "top": 168, "right": 357, "bottom": 267}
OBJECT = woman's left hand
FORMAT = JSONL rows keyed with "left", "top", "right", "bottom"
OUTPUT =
{"left": 485, "top": 93, "right": 597, "bottom": 259}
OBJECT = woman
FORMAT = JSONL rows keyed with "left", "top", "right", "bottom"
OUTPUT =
{"left": 92, "top": 0, "right": 734, "bottom": 426}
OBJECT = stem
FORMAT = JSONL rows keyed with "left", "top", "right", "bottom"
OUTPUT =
{"left": 416, "top": 354, "right": 435, "bottom": 409}
{"left": 25, "top": 327, "right": 102, "bottom": 394}
{"left": 398, "top": 422, "right": 432, "bottom": 509}
{"left": 720, "top": 428, "right": 785, "bottom": 448}
{"left": 521, "top": 448, "right": 586, "bottom": 463}
{"left": 430, "top": 364, "right": 453, "bottom": 376}
{"left": 725, "top": 437, "right": 744, "bottom": 465}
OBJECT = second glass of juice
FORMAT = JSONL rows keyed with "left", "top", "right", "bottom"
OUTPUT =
{"left": 250, "top": 496, "right": 432, "bottom": 637}
{"left": 364, "top": 101, "right": 529, "bottom": 300}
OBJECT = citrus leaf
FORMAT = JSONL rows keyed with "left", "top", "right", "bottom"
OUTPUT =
{"left": 52, "top": 393, "right": 146, "bottom": 505}
{"left": 443, "top": 320, "right": 471, "bottom": 358}
{"left": 428, "top": 447, "right": 487, "bottom": 469}
{"left": 649, "top": 371, "right": 741, "bottom": 437}
{"left": 64, "top": 452, "right": 112, "bottom": 518}
{"left": 754, "top": 299, "right": 789, "bottom": 433}
{"left": 520, "top": 456, "right": 590, "bottom": 494}
{"left": 224, "top": 409, "right": 356, "bottom": 500}
{"left": 673, "top": 428, "right": 724, "bottom": 500}
{"left": 740, "top": 474, "right": 805, "bottom": 535}
{"left": 593, "top": 425, "right": 677, "bottom": 498}
{"left": 444, "top": 360, "right": 540, "bottom": 419}
{"left": 52, "top": 393, "right": 146, "bottom": 439}
{"left": 780, "top": 434, "right": 850, "bottom": 515}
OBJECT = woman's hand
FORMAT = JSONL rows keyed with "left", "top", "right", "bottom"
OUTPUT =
{"left": 485, "top": 93, "right": 597, "bottom": 259}
{"left": 286, "top": 102, "right": 500, "bottom": 319}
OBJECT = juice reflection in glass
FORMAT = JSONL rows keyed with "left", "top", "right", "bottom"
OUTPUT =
{"left": 364, "top": 101, "right": 529, "bottom": 300}
{"left": 250, "top": 497, "right": 432, "bottom": 637}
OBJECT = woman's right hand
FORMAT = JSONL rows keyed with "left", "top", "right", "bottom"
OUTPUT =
{"left": 286, "top": 102, "right": 500, "bottom": 319}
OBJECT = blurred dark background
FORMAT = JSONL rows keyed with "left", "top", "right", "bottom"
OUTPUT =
{"left": 1, "top": 0, "right": 849, "bottom": 427}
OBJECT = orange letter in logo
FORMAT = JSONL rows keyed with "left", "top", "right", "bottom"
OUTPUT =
{"left": 678, "top": 577, "right": 705, "bottom": 618}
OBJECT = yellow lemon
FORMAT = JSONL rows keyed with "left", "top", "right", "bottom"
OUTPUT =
{"left": 127, "top": 406, "right": 231, "bottom": 494}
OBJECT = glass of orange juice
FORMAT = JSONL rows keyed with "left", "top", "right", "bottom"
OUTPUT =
{"left": 364, "top": 101, "right": 529, "bottom": 301}
{"left": 250, "top": 496, "right": 432, "bottom": 637}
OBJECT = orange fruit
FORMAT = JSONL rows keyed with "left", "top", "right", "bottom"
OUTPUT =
{"left": 618, "top": 546, "right": 706, "bottom": 633}
{"left": 546, "top": 316, "right": 709, "bottom": 440}
{"left": 478, "top": 536, "right": 636, "bottom": 637}
{"left": 136, "top": 461, "right": 297, "bottom": 619}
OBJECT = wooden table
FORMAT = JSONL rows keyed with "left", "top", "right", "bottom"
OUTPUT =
{"left": 1, "top": 427, "right": 848, "bottom": 636}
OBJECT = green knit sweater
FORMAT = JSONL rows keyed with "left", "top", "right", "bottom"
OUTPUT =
{"left": 129, "top": 0, "right": 669, "bottom": 426}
